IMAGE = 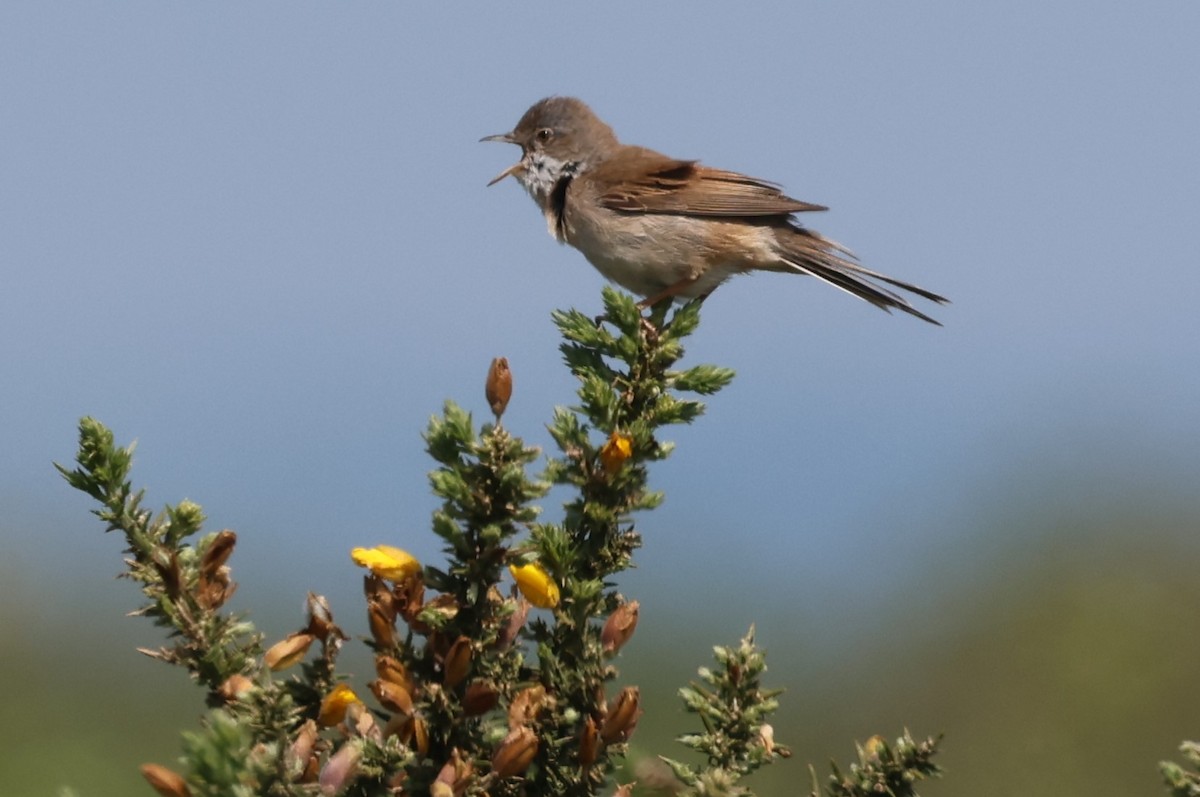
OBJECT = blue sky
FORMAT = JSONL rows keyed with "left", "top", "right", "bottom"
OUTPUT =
{"left": 3, "top": 3, "right": 1199, "bottom": 653}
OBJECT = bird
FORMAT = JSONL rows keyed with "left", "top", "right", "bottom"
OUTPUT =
{"left": 482, "top": 96, "right": 948, "bottom": 324}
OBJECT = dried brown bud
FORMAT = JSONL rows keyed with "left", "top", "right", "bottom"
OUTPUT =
{"left": 497, "top": 598, "right": 530, "bottom": 650}
{"left": 601, "top": 600, "right": 639, "bottom": 656}
{"left": 375, "top": 655, "right": 414, "bottom": 693}
{"left": 381, "top": 712, "right": 415, "bottom": 748}
{"left": 351, "top": 701, "right": 380, "bottom": 740}
{"left": 461, "top": 680, "right": 499, "bottom": 716}
{"left": 304, "top": 592, "right": 338, "bottom": 641}
{"left": 300, "top": 752, "right": 320, "bottom": 784}
{"left": 140, "top": 763, "right": 191, "bottom": 797}
{"left": 367, "top": 601, "right": 397, "bottom": 648}
{"left": 319, "top": 744, "right": 361, "bottom": 794}
{"left": 369, "top": 678, "right": 414, "bottom": 715}
{"left": 485, "top": 356, "right": 513, "bottom": 418}
{"left": 578, "top": 716, "right": 600, "bottom": 770}
{"left": 365, "top": 574, "right": 398, "bottom": 646}
{"left": 443, "top": 637, "right": 473, "bottom": 688}
{"left": 196, "top": 533, "right": 238, "bottom": 609}
{"left": 196, "top": 564, "right": 236, "bottom": 610}
{"left": 152, "top": 552, "right": 182, "bottom": 599}
{"left": 728, "top": 662, "right": 742, "bottom": 685}
{"left": 508, "top": 684, "right": 550, "bottom": 730}
{"left": 263, "top": 632, "right": 315, "bottom": 671}
{"left": 287, "top": 720, "right": 319, "bottom": 780}
{"left": 364, "top": 573, "right": 396, "bottom": 611}
{"left": 200, "top": 529, "right": 236, "bottom": 576}
{"left": 393, "top": 569, "right": 426, "bottom": 624}
{"left": 599, "top": 686, "right": 642, "bottom": 744}
{"left": 491, "top": 725, "right": 539, "bottom": 778}
{"left": 412, "top": 715, "right": 431, "bottom": 757}
{"left": 434, "top": 748, "right": 475, "bottom": 797}
{"left": 422, "top": 593, "right": 460, "bottom": 623}
{"left": 216, "top": 673, "right": 254, "bottom": 703}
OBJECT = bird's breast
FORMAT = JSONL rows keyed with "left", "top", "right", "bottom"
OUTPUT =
{"left": 560, "top": 184, "right": 781, "bottom": 297}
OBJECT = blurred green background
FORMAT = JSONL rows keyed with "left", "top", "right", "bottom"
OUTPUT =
{"left": 3, "top": 3, "right": 1199, "bottom": 795}
{"left": 5, "top": 488, "right": 1200, "bottom": 795}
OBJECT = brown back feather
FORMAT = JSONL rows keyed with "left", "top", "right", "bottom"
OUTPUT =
{"left": 594, "top": 149, "right": 827, "bottom": 217}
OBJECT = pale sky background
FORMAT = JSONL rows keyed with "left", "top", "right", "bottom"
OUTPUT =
{"left": 3, "top": 0, "right": 1199, "bottom": 688}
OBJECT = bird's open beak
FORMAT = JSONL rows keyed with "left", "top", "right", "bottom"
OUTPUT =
{"left": 486, "top": 161, "right": 525, "bottom": 187}
{"left": 481, "top": 132, "right": 523, "bottom": 186}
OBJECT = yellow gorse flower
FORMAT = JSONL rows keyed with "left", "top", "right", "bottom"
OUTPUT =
{"left": 351, "top": 545, "right": 421, "bottom": 581}
{"left": 599, "top": 431, "right": 633, "bottom": 474}
{"left": 318, "top": 683, "right": 363, "bottom": 727}
{"left": 508, "top": 562, "right": 560, "bottom": 609}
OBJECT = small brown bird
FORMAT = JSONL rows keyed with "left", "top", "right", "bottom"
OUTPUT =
{"left": 483, "top": 96, "right": 948, "bottom": 323}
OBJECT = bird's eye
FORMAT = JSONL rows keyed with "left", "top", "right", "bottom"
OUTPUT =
{"left": 536, "top": 128, "right": 553, "bottom": 142}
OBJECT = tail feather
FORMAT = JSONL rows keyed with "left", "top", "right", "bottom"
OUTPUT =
{"left": 776, "top": 227, "right": 948, "bottom": 325}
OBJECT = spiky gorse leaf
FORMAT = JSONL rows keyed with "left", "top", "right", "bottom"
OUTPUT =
{"left": 59, "top": 287, "right": 941, "bottom": 797}
{"left": 1162, "top": 741, "right": 1200, "bottom": 797}
{"left": 59, "top": 290, "right": 749, "bottom": 797}
{"left": 664, "top": 629, "right": 791, "bottom": 796}
{"left": 814, "top": 730, "right": 943, "bottom": 797}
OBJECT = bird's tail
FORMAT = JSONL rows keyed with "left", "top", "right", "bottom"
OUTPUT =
{"left": 774, "top": 226, "right": 949, "bottom": 325}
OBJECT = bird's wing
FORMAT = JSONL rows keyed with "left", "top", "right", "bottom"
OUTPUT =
{"left": 593, "top": 149, "right": 827, "bottom": 216}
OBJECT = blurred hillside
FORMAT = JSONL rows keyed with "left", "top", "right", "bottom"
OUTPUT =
{"left": 631, "top": 501, "right": 1200, "bottom": 797}
{"left": 4, "top": 488, "right": 1197, "bottom": 796}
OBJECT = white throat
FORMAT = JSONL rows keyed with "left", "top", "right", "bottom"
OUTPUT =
{"left": 516, "top": 153, "right": 577, "bottom": 206}
{"left": 515, "top": 153, "right": 583, "bottom": 241}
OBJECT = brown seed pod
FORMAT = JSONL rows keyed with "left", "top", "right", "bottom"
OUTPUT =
{"left": 485, "top": 357, "right": 513, "bottom": 418}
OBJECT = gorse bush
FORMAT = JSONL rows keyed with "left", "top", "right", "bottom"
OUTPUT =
{"left": 58, "top": 288, "right": 949, "bottom": 796}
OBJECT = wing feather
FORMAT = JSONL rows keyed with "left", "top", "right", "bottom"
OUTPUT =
{"left": 594, "top": 149, "right": 826, "bottom": 217}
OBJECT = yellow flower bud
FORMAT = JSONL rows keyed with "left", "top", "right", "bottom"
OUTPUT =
{"left": 351, "top": 545, "right": 421, "bottom": 581}
{"left": 599, "top": 431, "right": 633, "bottom": 474}
{"left": 508, "top": 562, "right": 560, "bottom": 609}
{"left": 318, "top": 683, "right": 363, "bottom": 727}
